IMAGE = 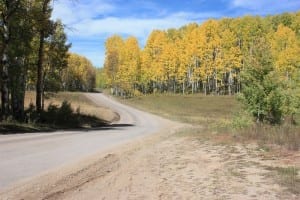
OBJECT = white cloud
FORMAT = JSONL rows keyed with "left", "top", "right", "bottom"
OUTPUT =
{"left": 231, "top": 0, "right": 300, "bottom": 14}
{"left": 64, "top": 12, "right": 217, "bottom": 38}
{"left": 52, "top": 0, "right": 115, "bottom": 25}
{"left": 71, "top": 16, "right": 190, "bottom": 38}
{"left": 232, "top": 0, "right": 265, "bottom": 9}
{"left": 53, "top": 0, "right": 217, "bottom": 39}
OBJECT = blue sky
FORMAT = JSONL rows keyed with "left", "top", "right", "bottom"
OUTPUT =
{"left": 52, "top": 0, "right": 300, "bottom": 67}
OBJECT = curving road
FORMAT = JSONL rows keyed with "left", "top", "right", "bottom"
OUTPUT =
{"left": 0, "top": 93, "right": 166, "bottom": 190}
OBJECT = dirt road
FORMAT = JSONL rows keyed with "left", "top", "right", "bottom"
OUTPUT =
{"left": 0, "top": 93, "right": 299, "bottom": 199}
{"left": 0, "top": 93, "right": 170, "bottom": 189}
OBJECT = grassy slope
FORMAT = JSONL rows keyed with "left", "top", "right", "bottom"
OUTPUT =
{"left": 0, "top": 92, "right": 110, "bottom": 133}
{"left": 121, "top": 93, "right": 300, "bottom": 149}
{"left": 122, "top": 94, "right": 240, "bottom": 125}
{"left": 25, "top": 92, "right": 96, "bottom": 110}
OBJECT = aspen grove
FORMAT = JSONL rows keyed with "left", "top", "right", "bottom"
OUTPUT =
{"left": 104, "top": 12, "right": 300, "bottom": 97}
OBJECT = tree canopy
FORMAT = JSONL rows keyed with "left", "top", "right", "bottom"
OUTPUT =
{"left": 0, "top": 0, "right": 96, "bottom": 121}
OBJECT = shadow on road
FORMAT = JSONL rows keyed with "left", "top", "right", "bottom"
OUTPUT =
{"left": 83, "top": 123, "right": 135, "bottom": 131}
{"left": 0, "top": 123, "right": 135, "bottom": 135}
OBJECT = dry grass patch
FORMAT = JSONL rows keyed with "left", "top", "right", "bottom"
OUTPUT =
{"left": 265, "top": 166, "right": 300, "bottom": 195}
{"left": 235, "top": 124, "right": 300, "bottom": 151}
{"left": 121, "top": 93, "right": 300, "bottom": 150}
{"left": 25, "top": 92, "right": 117, "bottom": 123}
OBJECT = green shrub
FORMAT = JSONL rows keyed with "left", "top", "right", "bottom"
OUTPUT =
{"left": 56, "top": 101, "right": 74, "bottom": 123}
{"left": 239, "top": 38, "right": 300, "bottom": 124}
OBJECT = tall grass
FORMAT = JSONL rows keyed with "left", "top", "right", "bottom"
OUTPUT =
{"left": 236, "top": 124, "right": 300, "bottom": 150}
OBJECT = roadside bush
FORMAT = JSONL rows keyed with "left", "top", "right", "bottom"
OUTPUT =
{"left": 240, "top": 68, "right": 300, "bottom": 124}
{"left": 39, "top": 101, "right": 78, "bottom": 127}
{"left": 57, "top": 101, "right": 74, "bottom": 123}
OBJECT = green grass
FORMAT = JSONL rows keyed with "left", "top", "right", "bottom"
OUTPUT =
{"left": 122, "top": 93, "right": 240, "bottom": 125}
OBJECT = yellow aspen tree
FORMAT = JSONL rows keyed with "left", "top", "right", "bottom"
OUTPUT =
{"left": 161, "top": 36, "right": 180, "bottom": 93}
{"left": 140, "top": 49, "right": 152, "bottom": 92}
{"left": 103, "top": 35, "right": 124, "bottom": 93}
{"left": 63, "top": 53, "right": 96, "bottom": 91}
{"left": 181, "top": 25, "right": 203, "bottom": 93}
{"left": 291, "top": 11, "right": 300, "bottom": 37}
{"left": 177, "top": 37, "right": 188, "bottom": 94}
{"left": 125, "top": 36, "right": 141, "bottom": 89}
{"left": 117, "top": 36, "right": 140, "bottom": 95}
{"left": 219, "top": 20, "right": 242, "bottom": 95}
{"left": 198, "top": 20, "right": 222, "bottom": 94}
{"left": 141, "top": 30, "right": 168, "bottom": 92}
{"left": 270, "top": 24, "right": 300, "bottom": 80}
{"left": 230, "top": 16, "right": 269, "bottom": 93}
{"left": 177, "top": 23, "right": 198, "bottom": 94}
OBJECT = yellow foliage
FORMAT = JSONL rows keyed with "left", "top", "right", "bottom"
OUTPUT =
{"left": 103, "top": 13, "right": 300, "bottom": 95}
{"left": 270, "top": 24, "right": 300, "bottom": 78}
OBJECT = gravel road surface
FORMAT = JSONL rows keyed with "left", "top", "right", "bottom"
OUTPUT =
{"left": 0, "top": 93, "right": 164, "bottom": 189}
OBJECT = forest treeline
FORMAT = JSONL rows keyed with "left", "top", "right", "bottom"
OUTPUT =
{"left": 103, "top": 12, "right": 300, "bottom": 124}
{"left": 0, "top": 0, "right": 96, "bottom": 122}
{"left": 104, "top": 12, "right": 300, "bottom": 96}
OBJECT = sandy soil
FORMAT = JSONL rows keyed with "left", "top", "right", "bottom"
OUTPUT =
{"left": 1, "top": 123, "right": 299, "bottom": 200}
